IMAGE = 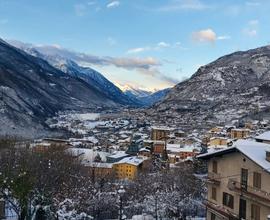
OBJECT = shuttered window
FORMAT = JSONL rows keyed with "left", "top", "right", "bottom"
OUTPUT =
{"left": 212, "top": 161, "right": 217, "bottom": 173}
{"left": 253, "top": 172, "right": 261, "bottom": 189}
{"left": 211, "top": 187, "right": 217, "bottom": 200}
{"left": 251, "top": 204, "right": 260, "bottom": 220}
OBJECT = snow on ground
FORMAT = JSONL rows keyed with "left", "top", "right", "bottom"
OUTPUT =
{"left": 71, "top": 113, "right": 100, "bottom": 121}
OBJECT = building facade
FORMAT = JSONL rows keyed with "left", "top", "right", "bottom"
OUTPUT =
{"left": 198, "top": 140, "right": 270, "bottom": 220}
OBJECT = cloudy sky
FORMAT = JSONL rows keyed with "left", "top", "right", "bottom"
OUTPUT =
{"left": 0, "top": 0, "right": 269, "bottom": 91}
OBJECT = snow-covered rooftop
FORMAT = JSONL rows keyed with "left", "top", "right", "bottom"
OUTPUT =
{"left": 198, "top": 140, "right": 270, "bottom": 171}
{"left": 115, "top": 156, "right": 147, "bottom": 166}
{"left": 107, "top": 151, "right": 128, "bottom": 159}
{"left": 83, "top": 162, "right": 113, "bottom": 168}
{"left": 151, "top": 126, "right": 172, "bottom": 131}
{"left": 66, "top": 148, "right": 109, "bottom": 163}
{"left": 167, "top": 144, "right": 199, "bottom": 153}
{"left": 255, "top": 131, "right": 270, "bottom": 141}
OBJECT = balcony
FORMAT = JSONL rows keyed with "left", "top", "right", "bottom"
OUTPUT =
{"left": 228, "top": 179, "right": 270, "bottom": 205}
{"left": 206, "top": 172, "right": 221, "bottom": 185}
{"left": 204, "top": 200, "right": 238, "bottom": 220}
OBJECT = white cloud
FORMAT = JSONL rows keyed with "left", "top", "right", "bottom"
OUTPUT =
{"left": 192, "top": 29, "right": 231, "bottom": 43}
{"left": 127, "top": 41, "right": 177, "bottom": 54}
{"left": 74, "top": 4, "right": 87, "bottom": 16}
{"left": 107, "top": 1, "right": 120, "bottom": 8}
{"left": 127, "top": 47, "right": 150, "bottom": 54}
{"left": 243, "top": 19, "right": 259, "bottom": 37}
{"left": 217, "top": 35, "right": 231, "bottom": 40}
{"left": 157, "top": 42, "right": 170, "bottom": 48}
{"left": 243, "top": 29, "right": 257, "bottom": 37}
{"left": 158, "top": 0, "right": 211, "bottom": 12}
{"left": 192, "top": 29, "right": 216, "bottom": 43}
{"left": 10, "top": 40, "right": 179, "bottom": 88}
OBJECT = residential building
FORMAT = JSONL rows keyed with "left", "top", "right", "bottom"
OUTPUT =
{"left": 66, "top": 148, "right": 109, "bottom": 163}
{"left": 209, "top": 137, "right": 228, "bottom": 147}
{"left": 112, "top": 156, "right": 148, "bottom": 180}
{"left": 198, "top": 140, "right": 270, "bottom": 220}
{"left": 106, "top": 151, "right": 129, "bottom": 163}
{"left": 31, "top": 138, "right": 71, "bottom": 152}
{"left": 207, "top": 127, "right": 224, "bottom": 138}
{"left": 174, "top": 130, "right": 186, "bottom": 138}
{"left": 138, "top": 147, "right": 151, "bottom": 157}
{"left": 230, "top": 128, "right": 250, "bottom": 139}
{"left": 152, "top": 141, "right": 166, "bottom": 154}
{"left": 151, "top": 126, "right": 171, "bottom": 141}
{"left": 167, "top": 144, "right": 200, "bottom": 160}
{"left": 83, "top": 163, "right": 114, "bottom": 179}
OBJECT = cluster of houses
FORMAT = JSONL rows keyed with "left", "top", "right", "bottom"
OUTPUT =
{"left": 30, "top": 126, "right": 203, "bottom": 180}
{"left": 29, "top": 119, "right": 270, "bottom": 219}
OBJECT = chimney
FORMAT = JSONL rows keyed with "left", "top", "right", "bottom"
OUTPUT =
{"left": 266, "top": 148, "right": 270, "bottom": 162}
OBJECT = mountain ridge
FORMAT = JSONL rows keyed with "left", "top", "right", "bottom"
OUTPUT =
{"left": 8, "top": 40, "right": 141, "bottom": 107}
{"left": 0, "top": 38, "right": 118, "bottom": 137}
{"left": 9, "top": 40, "right": 168, "bottom": 107}
{"left": 152, "top": 45, "right": 270, "bottom": 124}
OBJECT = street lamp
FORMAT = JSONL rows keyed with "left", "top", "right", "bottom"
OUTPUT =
{"left": 118, "top": 185, "right": 125, "bottom": 220}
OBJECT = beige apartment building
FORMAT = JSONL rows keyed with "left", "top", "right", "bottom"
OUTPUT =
{"left": 150, "top": 126, "right": 171, "bottom": 141}
{"left": 230, "top": 128, "right": 250, "bottom": 139}
{"left": 198, "top": 139, "right": 270, "bottom": 220}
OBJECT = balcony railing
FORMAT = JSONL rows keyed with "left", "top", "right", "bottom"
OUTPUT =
{"left": 207, "top": 172, "right": 221, "bottom": 185}
{"left": 204, "top": 200, "right": 238, "bottom": 220}
{"left": 228, "top": 179, "right": 270, "bottom": 204}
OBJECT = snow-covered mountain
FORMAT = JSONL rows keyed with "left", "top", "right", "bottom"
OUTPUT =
{"left": 152, "top": 45, "right": 270, "bottom": 124}
{"left": 9, "top": 40, "right": 170, "bottom": 107}
{"left": 117, "top": 84, "right": 170, "bottom": 106}
{"left": 141, "top": 88, "right": 170, "bottom": 106}
{"left": 8, "top": 40, "right": 141, "bottom": 106}
{"left": 0, "top": 39, "right": 118, "bottom": 137}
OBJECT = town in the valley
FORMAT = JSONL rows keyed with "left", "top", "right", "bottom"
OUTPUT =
{"left": 1, "top": 108, "right": 270, "bottom": 219}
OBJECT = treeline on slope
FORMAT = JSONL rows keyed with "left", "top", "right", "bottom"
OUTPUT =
{"left": 0, "top": 137, "right": 206, "bottom": 220}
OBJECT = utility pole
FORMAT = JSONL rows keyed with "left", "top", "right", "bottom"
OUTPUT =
{"left": 119, "top": 196, "right": 123, "bottom": 220}
{"left": 155, "top": 196, "right": 158, "bottom": 220}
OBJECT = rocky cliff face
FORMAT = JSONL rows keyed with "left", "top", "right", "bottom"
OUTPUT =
{"left": 153, "top": 46, "right": 270, "bottom": 124}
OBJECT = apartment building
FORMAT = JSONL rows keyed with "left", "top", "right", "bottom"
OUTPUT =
{"left": 150, "top": 126, "right": 171, "bottom": 141}
{"left": 230, "top": 128, "right": 250, "bottom": 139}
{"left": 112, "top": 156, "right": 149, "bottom": 180}
{"left": 198, "top": 140, "right": 270, "bottom": 220}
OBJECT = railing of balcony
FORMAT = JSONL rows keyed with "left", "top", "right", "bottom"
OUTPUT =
{"left": 228, "top": 179, "right": 270, "bottom": 203}
{"left": 204, "top": 199, "right": 238, "bottom": 220}
{"left": 207, "top": 172, "right": 221, "bottom": 185}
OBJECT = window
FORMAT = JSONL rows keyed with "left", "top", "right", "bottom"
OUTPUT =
{"left": 251, "top": 204, "right": 260, "bottom": 220}
{"left": 253, "top": 172, "right": 261, "bottom": 189}
{"left": 210, "top": 213, "right": 215, "bottom": 220}
{"left": 239, "top": 198, "right": 246, "bottom": 220}
{"left": 211, "top": 187, "right": 217, "bottom": 200}
{"left": 223, "top": 192, "right": 234, "bottom": 209}
{"left": 212, "top": 161, "right": 217, "bottom": 173}
{"left": 241, "top": 168, "right": 248, "bottom": 191}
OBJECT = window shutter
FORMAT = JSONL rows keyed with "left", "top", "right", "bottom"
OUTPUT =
{"left": 253, "top": 172, "right": 261, "bottom": 189}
